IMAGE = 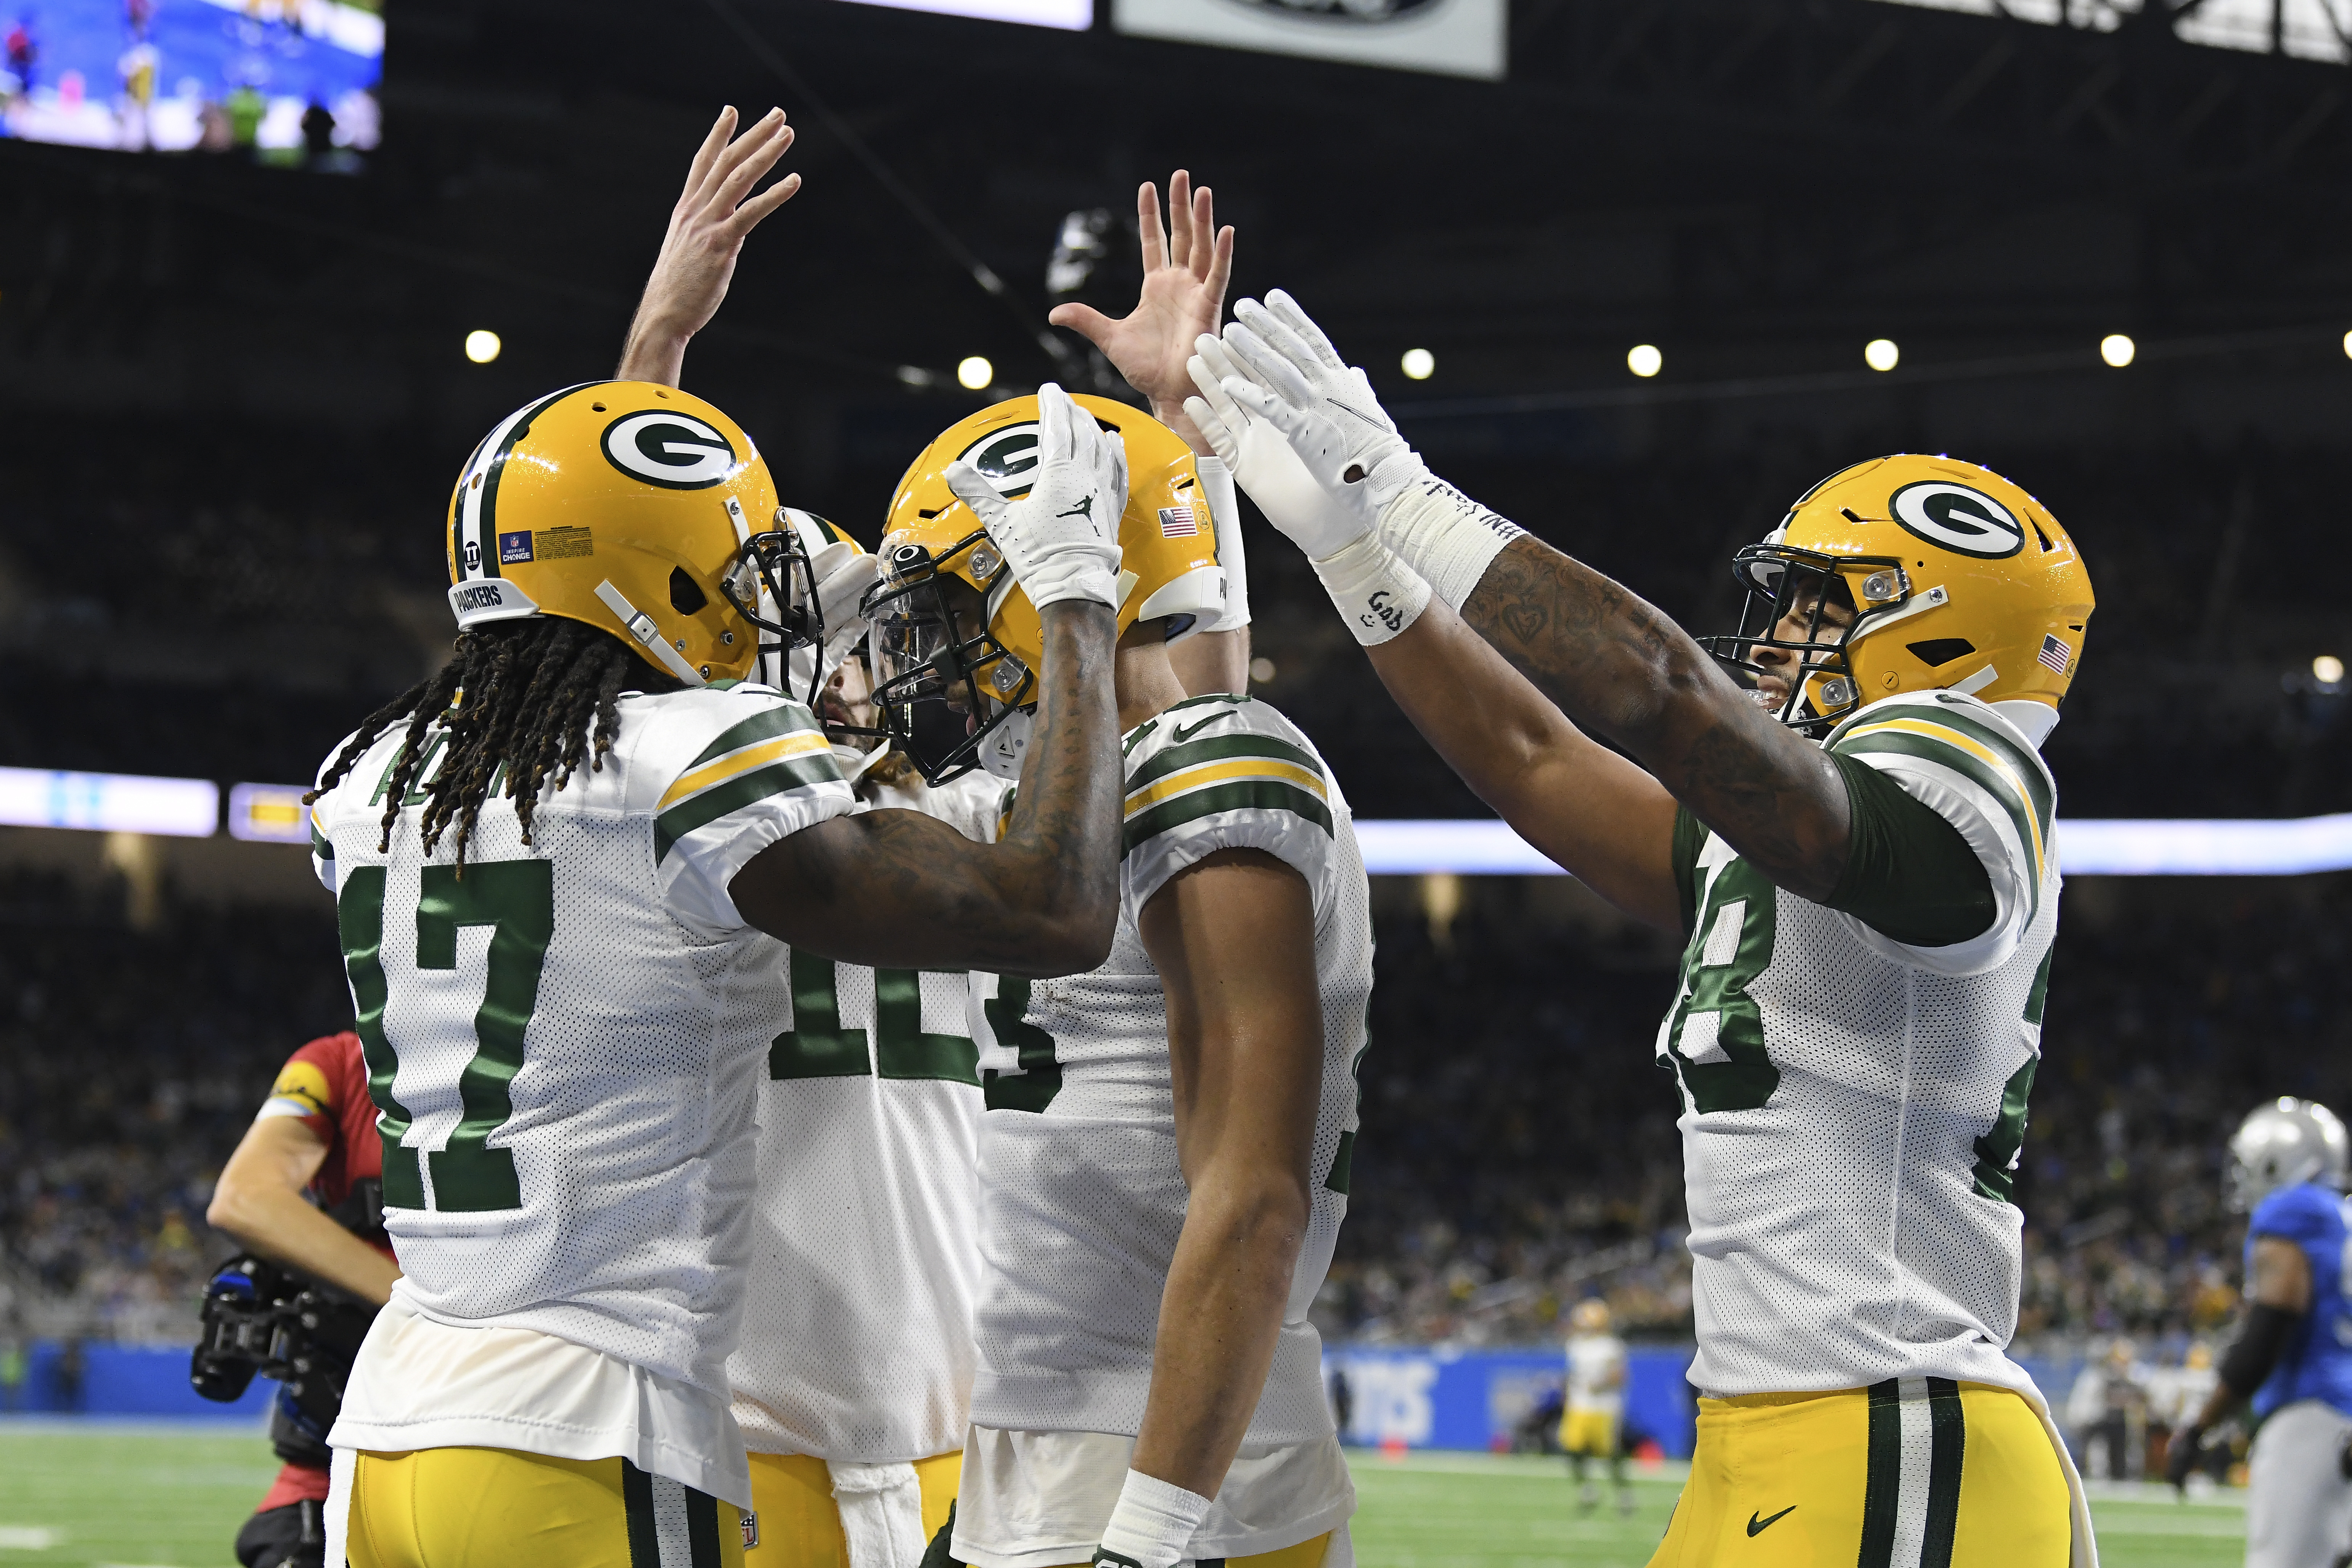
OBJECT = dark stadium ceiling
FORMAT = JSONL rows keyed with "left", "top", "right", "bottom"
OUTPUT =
{"left": 5, "top": 0, "right": 2352, "bottom": 451}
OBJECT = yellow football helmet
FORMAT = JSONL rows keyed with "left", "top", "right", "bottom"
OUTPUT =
{"left": 1701, "top": 454, "right": 2095, "bottom": 734}
{"left": 864, "top": 394, "right": 1224, "bottom": 782}
{"left": 444, "top": 381, "right": 841, "bottom": 696}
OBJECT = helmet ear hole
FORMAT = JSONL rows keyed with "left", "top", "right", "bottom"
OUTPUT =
{"left": 1907, "top": 637, "right": 1977, "bottom": 667}
{"left": 669, "top": 568, "right": 709, "bottom": 617}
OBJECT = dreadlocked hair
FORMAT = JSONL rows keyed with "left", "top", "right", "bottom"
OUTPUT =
{"left": 305, "top": 617, "right": 657, "bottom": 870}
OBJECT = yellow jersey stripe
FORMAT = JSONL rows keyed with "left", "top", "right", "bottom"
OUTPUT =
{"left": 1124, "top": 757, "right": 1329, "bottom": 818}
{"left": 659, "top": 730, "right": 835, "bottom": 810}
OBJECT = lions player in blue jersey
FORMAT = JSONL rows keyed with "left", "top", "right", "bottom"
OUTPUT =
{"left": 2167, "top": 1098, "right": 2352, "bottom": 1566}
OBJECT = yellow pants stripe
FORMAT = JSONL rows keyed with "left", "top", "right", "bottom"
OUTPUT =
{"left": 1646, "top": 1382, "right": 2069, "bottom": 1568}
{"left": 348, "top": 1447, "right": 749, "bottom": 1568}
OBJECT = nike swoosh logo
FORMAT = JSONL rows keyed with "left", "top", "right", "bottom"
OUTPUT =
{"left": 1746, "top": 1507, "right": 1795, "bottom": 1537}
{"left": 1171, "top": 713, "right": 1229, "bottom": 745}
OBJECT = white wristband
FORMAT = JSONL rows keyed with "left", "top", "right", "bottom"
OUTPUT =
{"left": 1195, "top": 457, "right": 1249, "bottom": 632}
{"left": 1095, "top": 1469, "right": 1214, "bottom": 1568}
{"left": 1014, "top": 540, "right": 1124, "bottom": 614}
{"left": 1312, "top": 533, "right": 1431, "bottom": 647}
{"left": 1378, "top": 475, "right": 1525, "bottom": 612}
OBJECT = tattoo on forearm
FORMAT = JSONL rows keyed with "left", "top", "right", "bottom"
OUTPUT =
{"left": 1461, "top": 537, "right": 1848, "bottom": 899}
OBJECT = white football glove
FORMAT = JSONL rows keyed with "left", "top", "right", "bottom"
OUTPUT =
{"left": 944, "top": 383, "right": 1125, "bottom": 612}
{"left": 1183, "top": 334, "right": 1368, "bottom": 563}
{"left": 1225, "top": 290, "right": 1430, "bottom": 511}
{"left": 1189, "top": 335, "right": 1431, "bottom": 647}
{"left": 1227, "top": 290, "right": 1524, "bottom": 613}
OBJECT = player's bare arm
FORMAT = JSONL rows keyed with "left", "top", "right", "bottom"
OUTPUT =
{"left": 1129, "top": 847, "right": 1324, "bottom": 1496}
{"left": 1048, "top": 171, "right": 1234, "bottom": 451}
{"left": 2174, "top": 1235, "right": 2311, "bottom": 1443}
{"left": 1053, "top": 172, "right": 1251, "bottom": 695}
{"left": 1193, "top": 298, "right": 1855, "bottom": 910}
{"left": 1360, "top": 595, "right": 1685, "bottom": 927}
{"left": 617, "top": 105, "right": 801, "bottom": 387}
{"left": 207, "top": 1115, "right": 402, "bottom": 1306}
{"left": 733, "top": 382, "right": 1129, "bottom": 976}
{"left": 1453, "top": 538, "right": 1852, "bottom": 899}
{"left": 731, "top": 598, "right": 1123, "bottom": 976}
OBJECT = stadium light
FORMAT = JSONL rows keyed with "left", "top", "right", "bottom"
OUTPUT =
{"left": 2316, "top": 655, "right": 2346, "bottom": 687}
{"left": 1401, "top": 348, "right": 1436, "bottom": 381}
{"left": 0, "top": 767, "right": 218, "bottom": 838}
{"left": 1864, "top": 338, "right": 1900, "bottom": 372}
{"left": 464, "top": 330, "right": 502, "bottom": 365}
{"left": 2100, "top": 334, "right": 2136, "bottom": 368}
{"left": 2343, "top": 329, "right": 2352, "bottom": 360}
{"left": 1627, "top": 344, "right": 1662, "bottom": 378}
{"left": 1350, "top": 815, "right": 2352, "bottom": 877}
{"left": 957, "top": 356, "right": 994, "bottom": 391}
{"left": 228, "top": 783, "right": 315, "bottom": 844}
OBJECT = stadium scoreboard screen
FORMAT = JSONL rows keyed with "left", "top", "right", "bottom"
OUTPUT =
{"left": 1, "top": 0, "right": 381, "bottom": 167}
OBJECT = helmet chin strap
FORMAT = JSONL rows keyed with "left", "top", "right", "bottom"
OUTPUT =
{"left": 593, "top": 581, "right": 707, "bottom": 687}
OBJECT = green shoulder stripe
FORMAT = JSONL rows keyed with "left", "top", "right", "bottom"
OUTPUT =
{"left": 1836, "top": 731, "right": 2043, "bottom": 913}
{"left": 1122, "top": 778, "right": 1333, "bottom": 856}
{"left": 310, "top": 817, "right": 334, "bottom": 862}
{"left": 654, "top": 754, "right": 842, "bottom": 862}
{"left": 1128, "top": 731, "right": 1326, "bottom": 792}
{"left": 1916, "top": 703, "right": 2055, "bottom": 839}
{"left": 687, "top": 703, "right": 823, "bottom": 771}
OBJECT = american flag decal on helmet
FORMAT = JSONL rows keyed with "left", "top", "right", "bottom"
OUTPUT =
{"left": 2038, "top": 634, "right": 2071, "bottom": 674}
{"left": 1158, "top": 505, "right": 1199, "bottom": 538}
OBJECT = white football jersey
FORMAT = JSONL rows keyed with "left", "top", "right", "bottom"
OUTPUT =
{"left": 1566, "top": 1334, "right": 1627, "bottom": 1418}
{"left": 1657, "top": 690, "right": 2059, "bottom": 1398}
{"left": 728, "top": 765, "right": 1002, "bottom": 1463}
{"left": 309, "top": 684, "right": 852, "bottom": 1404}
{"left": 968, "top": 695, "right": 1373, "bottom": 1449}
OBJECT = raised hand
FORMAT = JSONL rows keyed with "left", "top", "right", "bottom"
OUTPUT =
{"left": 1183, "top": 335, "right": 1355, "bottom": 560}
{"left": 1223, "top": 291, "right": 1423, "bottom": 507}
{"left": 618, "top": 106, "right": 802, "bottom": 385}
{"left": 1191, "top": 346, "right": 1376, "bottom": 564}
{"left": 1047, "top": 172, "right": 1235, "bottom": 451}
{"left": 944, "top": 384, "right": 1127, "bottom": 611}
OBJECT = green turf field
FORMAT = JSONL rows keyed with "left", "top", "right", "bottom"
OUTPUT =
{"left": 0, "top": 1425, "right": 2248, "bottom": 1566}
{"left": 1346, "top": 1450, "right": 2246, "bottom": 1568}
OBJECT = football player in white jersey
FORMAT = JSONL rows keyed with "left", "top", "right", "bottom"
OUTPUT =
{"left": 1191, "top": 294, "right": 2098, "bottom": 1566}
{"left": 307, "top": 374, "right": 1134, "bottom": 1568}
{"left": 865, "top": 391, "right": 1370, "bottom": 1568}
{"left": 601, "top": 112, "right": 1258, "bottom": 1568}
{"left": 1560, "top": 1299, "right": 1632, "bottom": 1517}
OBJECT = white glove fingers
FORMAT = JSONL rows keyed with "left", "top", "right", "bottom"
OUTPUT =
{"left": 1186, "top": 352, "right": 1249, "bottom": 431}
{"left": 1035, "top": 381, "right": 1079, "bottom": 470}
{"left": 1230, "top": 296, "right": 1319, "bottom": 373}
{"left": 1220, "top": 323, "right": 1318, "bottom": 410}
{"left": 1264, "top": 289, "right": 1349, "bottom": 374}
{"left": 1182, "top": 396, "right": 1240, "bottom": 468}
{"left": 1192, "top": 333, "right": 1267, "bottom": 396}
{"left": 1106, "top": 425, "right": 1131, "bottom": 520}
{"left": 943, "top": 460, "right": 1008, "bottom": 526}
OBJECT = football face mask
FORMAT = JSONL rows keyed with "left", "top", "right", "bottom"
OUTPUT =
{"left": 862, "top": 532, "right": 1035, "bottom": 785}
{"left": 1700, "top": 544, "right": 1908, "bottom": 735}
